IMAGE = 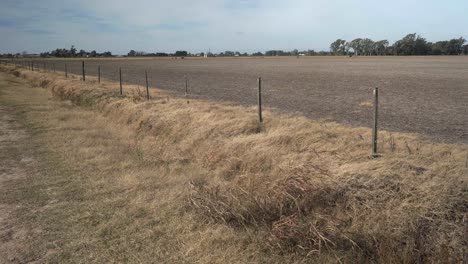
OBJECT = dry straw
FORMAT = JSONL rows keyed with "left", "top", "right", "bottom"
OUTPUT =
{"left": 2, "top": 65, "right": 467, "bottom": 263}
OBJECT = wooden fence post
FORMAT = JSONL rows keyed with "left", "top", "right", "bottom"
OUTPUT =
{"left": 185, "top": 75, "right": 188, "bottom": 96}
{"left": 119, "top": 67, "right": 123, "bottom": 95}
{"left": 258, "top": 77, "right": 263, "bottom": 123}
{"left": 372, "top": 87, "right": 379, "bottom": 157}
{"left": 98, "top": 65, "right": 101, "bottom": 83}
{"left": 82, "top": 61, "right": 85, "bottom": 81}
{"left": 31, "top": 62, "right": 34, "bottom": 72}
{"left": 65, "top": 63, "right": 67, "bottom": 78}
{"left": 53, "top": 63, "right": 55, "bottom": 73}
{"left": 145, "top": 70, "right": 149, "bottom": 100}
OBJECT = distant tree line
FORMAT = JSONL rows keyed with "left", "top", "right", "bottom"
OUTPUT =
{"left": 2, "top": 34, "right": 467, "bottom": 59}
{"left": 330, "top": 33, "right": 467, "bottom": 56}
{"left": 127, "top": 50, "right": 170, "bottom": 57}
{"left": 127, "top": 50, "right": 188, "bottom": 57}
{"left": 37, "top": 46, "right": 113, "bottom": 58}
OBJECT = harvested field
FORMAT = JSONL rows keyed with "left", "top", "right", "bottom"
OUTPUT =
{"left": 32, "top": 56, "right": 468, "bottom": 144}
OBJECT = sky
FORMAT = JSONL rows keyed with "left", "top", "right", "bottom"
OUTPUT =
{"left": 0, "top": 0, "right": 467, "bottom": 55}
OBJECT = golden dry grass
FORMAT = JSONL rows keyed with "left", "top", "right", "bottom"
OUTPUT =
{"left": 1, "top": 64, "right": 467, "bottom": 263}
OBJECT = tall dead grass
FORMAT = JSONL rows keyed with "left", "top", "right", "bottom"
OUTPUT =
{"left": 2, "top": 65, "right": 467, "bottom": 263}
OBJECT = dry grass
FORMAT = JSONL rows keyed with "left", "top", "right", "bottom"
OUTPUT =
{"left": 1, "top": 65, "right": 467, "bottom": 263}
{"left": 358, "top": 101, "right": 373, "bottom": 108}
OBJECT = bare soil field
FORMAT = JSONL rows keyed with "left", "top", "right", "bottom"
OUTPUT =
{"left": 38, "top": 56, "right": 468, "bottom": 144}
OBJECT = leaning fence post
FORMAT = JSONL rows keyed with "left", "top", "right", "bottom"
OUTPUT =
{"left": 65, "top": 63, "right": 67, "bottom": 78}
{"left": 258, "top": 77, "right": 263, "bottom": 123}
{"left": 82, "top": 61, "right": 85, "bottom": 81}
{"left": 372, "top": 87, "right": 379, "bottom": 157}
{"left": 145, "top": 70, "right": 149, "bottom": 100}
{"left": 98, "top": 65, "right": 101, "bottom": 83}
{"left": 119, "top": 67, "right": 123, "bottom": 95}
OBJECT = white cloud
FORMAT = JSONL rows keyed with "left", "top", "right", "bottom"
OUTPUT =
{"left": 0, "top": 0, "right": 467, "bottom": 54}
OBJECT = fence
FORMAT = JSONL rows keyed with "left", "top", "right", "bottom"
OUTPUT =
{"left": 1, "top": 58, "right": 389, "bottom": 156}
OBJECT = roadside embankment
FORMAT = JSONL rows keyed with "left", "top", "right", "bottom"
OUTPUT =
{"left": 1, "top": 65, "right": 467, "bottom": 263}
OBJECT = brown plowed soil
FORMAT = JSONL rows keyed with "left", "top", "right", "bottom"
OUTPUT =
{"left": 43, "top": 56, "right": 468, "bottom": 143}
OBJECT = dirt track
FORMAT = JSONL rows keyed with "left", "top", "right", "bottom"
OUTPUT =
{"left": 41, "top": 56, "right": 468, "bottom": 143}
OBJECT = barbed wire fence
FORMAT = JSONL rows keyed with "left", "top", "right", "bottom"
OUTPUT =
{"left": 1, "top": 58, "right": 383, "bottom": 156}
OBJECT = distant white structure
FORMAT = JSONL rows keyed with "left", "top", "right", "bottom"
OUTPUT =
{"left": 204, "top": 49, "right": 213, "bottom": 58}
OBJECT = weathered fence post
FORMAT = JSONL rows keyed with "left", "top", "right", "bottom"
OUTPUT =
{"left": 185, "top": 75, "right": 188, "bottom": 96}
{"left": 145, "top": 70, "right": 149, "bottom": 100}
{"left": 185, "top": 75, "right": 190, "bottom": 103}
{"left": 31, "top": 62, "right": 34, "bottom": 72}
{"left": 98, "top": 65, "right": 101, "bottom": 83}
{"left": 82, "top": 61, "right": 85, "bottom": 81}
{"left": 65, "top": 63, "right": 67, "bottom": 78}
{"left": 53, "top": 63, "right": 55, "bottom": 73}
{"left": 372, "top": 87, "right": 379, "bottom": 157}
{"left": 258, "top": 77, "right": 263, "bottom": 123}
{"left": 119, "top": 67, "right": 123, "bottom": 95}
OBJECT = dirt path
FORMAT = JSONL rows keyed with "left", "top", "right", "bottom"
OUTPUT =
{"left": 0, "top": 78, "right": 44, "bottom": 263}
{"left": 0, "top": 75, "right": 86, "bottom": 263}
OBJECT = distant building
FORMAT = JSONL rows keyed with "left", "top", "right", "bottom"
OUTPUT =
{"left": 19, "top": 54, "right": 40, "bottom": 58}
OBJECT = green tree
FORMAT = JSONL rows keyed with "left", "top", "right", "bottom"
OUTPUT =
{"left": 70, "top": 45, "right": 76, "bottom": 57}
{"left": 394, "top": 33, "right": 417, "bottom": 55}
{"left": 374, "top": 40, "right": 389, "bottom": 55}
{"left": 361, "top": 38, "right": 374, "bottom": 55}
{"left": 330, "top": 39, "right": 347, "bottom": 55}
{"left": 446, "top": 37, "right": 466, "bottom": 55}
{"left": 175, "top": 51, "right": 188, "bottom": 57}
{"left": 414, "top": 36, "right": 430, "bottom": 55}
{"left": 432, "top": 41, "right": 448, "bottom": 55}
{"left": 349, "top": 38, "right": 363, "bottom": 56}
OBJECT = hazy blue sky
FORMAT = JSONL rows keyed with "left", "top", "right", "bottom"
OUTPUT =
{"left": 0, "top": 0, "right": 467, "bottom": 54}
